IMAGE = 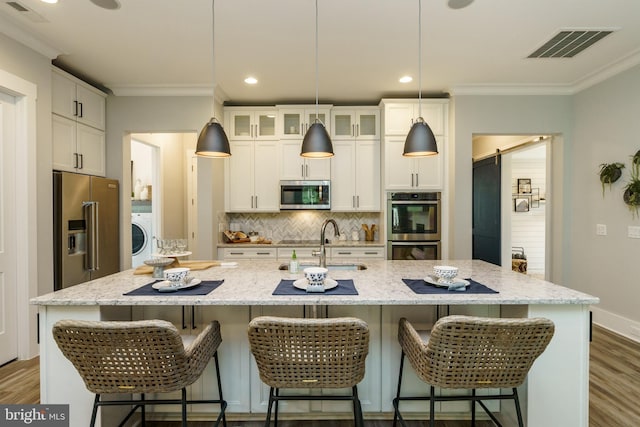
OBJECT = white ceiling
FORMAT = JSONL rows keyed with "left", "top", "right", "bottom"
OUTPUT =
{"left": 2, "top": 0, "right": 640, "bottom": 104}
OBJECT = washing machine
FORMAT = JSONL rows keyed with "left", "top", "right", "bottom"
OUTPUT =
{"left": 132, "top": 213, "right": 153, "bottom": 267}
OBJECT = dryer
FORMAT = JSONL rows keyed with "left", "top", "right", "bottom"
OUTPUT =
{"left": 132, "top": 213, "right": 153, "bottom": 267}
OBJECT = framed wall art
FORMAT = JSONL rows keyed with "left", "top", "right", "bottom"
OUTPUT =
{"left": 517, "top": 178, "right": 532, "bottom": 194}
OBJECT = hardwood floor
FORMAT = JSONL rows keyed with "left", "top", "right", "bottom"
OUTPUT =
{"left": 1, "top": 324, "right": 637, "bottom": 426}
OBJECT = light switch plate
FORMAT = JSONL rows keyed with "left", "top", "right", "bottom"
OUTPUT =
{"left": 596, "top": 224, "right": 607, "bottom": 236}
{"left": 628, "top": 226, "right": 640, "bottom": 239}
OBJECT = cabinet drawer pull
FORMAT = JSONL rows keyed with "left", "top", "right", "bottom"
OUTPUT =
{"left": 229, "top": 252, "right": 244, "bottom": 255}
{"left": 364, "top": 252, "right": 379, "bottom": 255}
{"left": 257, "top": 252, "right": 272, "bottom": 256}
{"left": 337, "top": 251, "right": 352, "bottom": 255}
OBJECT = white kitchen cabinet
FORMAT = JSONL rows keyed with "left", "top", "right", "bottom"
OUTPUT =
{"left": 384, "top": 136, "right": 445, "bottom": 191}
{"left": 225, "top": 140, "right": 280, "bottom": 212}
{"left": 331, "top": 139, "right": 380, "bottom": 211}
{"left": 222, "top": 247, "right": 277, "bottom": 260}
{"left": 330, "top": 246, "right": 385, "bottom": 260}
{"left": 52, "top": 114, "right": 106, "bottom": 176}
{"left": 330, "top": 107, "right": 380, "bottom": 140}
{"left": 380, "top": 100, "right": 445, "bottom": 136}
{"left": 280, "top": 140, "right": 331, "bottom": 180}
{"left": 277, "top": 247, "right": 317, "bottom": 260}
{"left": 225, "top": 107, "right": 277, "bottom": 140}
{"left": 277, "top": 105, "right": 332, "bottom": 139}
{"left": 52, "top": 68, "right": 106, "bottom": 130}
{"left": 52, "top": 68, "right": 106, "bottom": 176}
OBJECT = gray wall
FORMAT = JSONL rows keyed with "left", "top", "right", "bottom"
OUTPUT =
{"left": 572, "top": 64, "right": 640, "bottom": 325}
{"left": 105, "top": 96, "right": 225, "bottom": 263}
{"left": 450, "top": 94, "right": 573, "bottom": 284}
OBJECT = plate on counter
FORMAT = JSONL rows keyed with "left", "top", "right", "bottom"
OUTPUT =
{"left": 424, "top": 275, "right": 470, "bottom": 289}
{"left": 151, "top": 251, "right": 192, "bottom": 258}
{"left": 293, "top": 278, "right": 338, "bottom": 291}
{"left": 152, "top": 278, "right": 202, "bottom": 292}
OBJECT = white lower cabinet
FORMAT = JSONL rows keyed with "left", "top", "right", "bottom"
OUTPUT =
{"left": 330, "top": 247, "right": 385, "bottom": 260}
{"left": 222, "top": 247, "right": 276, "bottom": 260}
{"left": 276, "top": 247, "right": 317, "bottom": 261}
{"left": 248, "top": 305, "right": 381, "bottom": 415}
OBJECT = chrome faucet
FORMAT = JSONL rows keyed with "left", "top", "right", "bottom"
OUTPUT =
{"left": 313, "top": 219, "right": 340, "bottom": 268}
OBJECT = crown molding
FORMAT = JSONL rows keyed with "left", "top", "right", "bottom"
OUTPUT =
{"left": 108, "top": 84, "right": 228, "bottom": 101}
{"left": 572, "top": 49, "right": 640, "bottom": 93}
{"left": 449, "top": 84, "right": 574, "bottom": 96}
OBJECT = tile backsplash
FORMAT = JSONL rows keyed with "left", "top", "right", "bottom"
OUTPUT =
{"left": 222, "top": 212, "right": 383, "bottom": 242}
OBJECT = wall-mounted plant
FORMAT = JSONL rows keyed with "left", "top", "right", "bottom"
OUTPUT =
{"left": 598, "top": 162, "right": 625, "bottom": 196}
{"left": 623, "top": 150, "right": 640, "bottom": 218}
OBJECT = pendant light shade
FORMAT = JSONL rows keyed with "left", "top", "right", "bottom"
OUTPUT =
{"left": 403, "top": 117, "right": 438, "bottom": 157}
{"left": 403, "top": 0, "right": 438, "bottom": 157}
{"left": 300, "top": 0, "right": 333, "bottom": 158}
{"left": 196, "top": 117, "right": 231, "bottom": 158}
{"left": 196, "top": 0, "right": 231, "bottom": 158}
{"left": 301, "top": 122, "right": 333, "bottom": 158}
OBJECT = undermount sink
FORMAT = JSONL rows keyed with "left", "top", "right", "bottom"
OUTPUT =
{"left": 279, "top": 263, "right": 367, "bottom": 271}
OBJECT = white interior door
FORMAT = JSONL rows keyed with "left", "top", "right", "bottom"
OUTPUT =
{"left": 0, "top": 91, "right": 18, "bottom": 365}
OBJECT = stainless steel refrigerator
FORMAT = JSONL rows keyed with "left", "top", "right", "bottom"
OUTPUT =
{"left": 53, "top": 171, "right": 120, "bottom": 290}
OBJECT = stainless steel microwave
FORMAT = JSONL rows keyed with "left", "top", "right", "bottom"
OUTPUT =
{"left": 280, "top": 180, "right": 330, "bottom": 210}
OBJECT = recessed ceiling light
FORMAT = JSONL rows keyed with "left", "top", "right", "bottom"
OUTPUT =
{"left": 244, "top": 77, "right": 258, "bottom": 85}
{"left": 41, "top": 0, "right": 58, "bottom": 3}
{"left": 399, "top": 76, "right": 413, "bottom": 83}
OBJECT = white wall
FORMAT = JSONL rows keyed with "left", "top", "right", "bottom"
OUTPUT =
{"left": 572, "top": 64, "right": 640, "bottom": 336}
{"left": 511, "top": 152, "right": 546, "bottom": 276}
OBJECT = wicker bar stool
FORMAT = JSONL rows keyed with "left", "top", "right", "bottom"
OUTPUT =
{"left": 52, "top": 319, "right": 227, "bottom": 427}
{"left": 393, "top": 315, "right": 555, "bottom": 427}
{"left": 248, "top": 316, "right": 370, "bottom": 427}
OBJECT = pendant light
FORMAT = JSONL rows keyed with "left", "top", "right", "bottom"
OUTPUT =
{"left": 300, "top": 0, "right": 333, "bottom": 158}
{"left": 403, "top": 0, "right": 438, "bottom": 157}
{"left": 196, "top": 0, "right": 231, "bottom": 158}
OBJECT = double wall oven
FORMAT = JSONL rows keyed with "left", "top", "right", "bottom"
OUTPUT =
{"left": 387, "top": 192, "right": 441, "bottom": 260}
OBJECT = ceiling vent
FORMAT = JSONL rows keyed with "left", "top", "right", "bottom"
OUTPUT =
{"left": 5, "top": 1, "right": 48, "bottom": 23}
{"left": 528, "top": 30, "right": 614, "bottom": 58}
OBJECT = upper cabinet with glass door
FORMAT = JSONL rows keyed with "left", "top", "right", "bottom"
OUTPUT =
{"left": 330, "top": 107, "right": 380, "bottom": 140}
{"left": 225, "top": 107, "right": 277, "bottom": 140}
{"left": 277, "top": 105, "right": 332, "bottom": 139}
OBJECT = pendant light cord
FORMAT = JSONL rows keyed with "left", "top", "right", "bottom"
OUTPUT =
{"left": 418, "top": 0, "right": 422, "bottom": 118}
{"left": 211, "top": 0, "right": 216, "bottom": 119}
{"left": 315, "top": 0, "right": 319, "bottom": 120}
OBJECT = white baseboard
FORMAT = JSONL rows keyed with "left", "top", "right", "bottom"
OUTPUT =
{"left": 591, "top": 306, "right": 640, "bottom": 344}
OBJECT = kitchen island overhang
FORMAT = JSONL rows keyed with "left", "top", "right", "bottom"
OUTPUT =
{"left": 32, "top": 259, "right": 598, "bottom": 427}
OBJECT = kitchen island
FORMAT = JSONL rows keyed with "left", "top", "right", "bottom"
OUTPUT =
{"left": 32, "top": 259, "right": 598, "bottom": 427}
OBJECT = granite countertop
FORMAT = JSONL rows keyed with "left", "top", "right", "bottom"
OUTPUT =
{"left": 31, "top": 260, "right": 599, "bottom": 307}
{"left": 218, "top": 240, "right": 385, "bottom": 248}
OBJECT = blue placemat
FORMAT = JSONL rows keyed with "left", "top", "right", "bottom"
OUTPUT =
{"left": 402, "top": 278, "right": 498, "bottom": 294}
{"left": 273, "top": 279, "right": 358, "bottom": 295}
{"left": 124, "top": 280, "right": 224, "bottom": 296}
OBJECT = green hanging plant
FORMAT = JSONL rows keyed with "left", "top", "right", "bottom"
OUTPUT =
{"left": 598, "top": 162, "right": 624, "bottom": 196}
{"left": 623, "top": 151, "right": 640, "bottom": 218}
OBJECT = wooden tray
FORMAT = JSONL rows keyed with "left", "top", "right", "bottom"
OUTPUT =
{"left": 134, "top": 260, "right": 221, "bottom": 275}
